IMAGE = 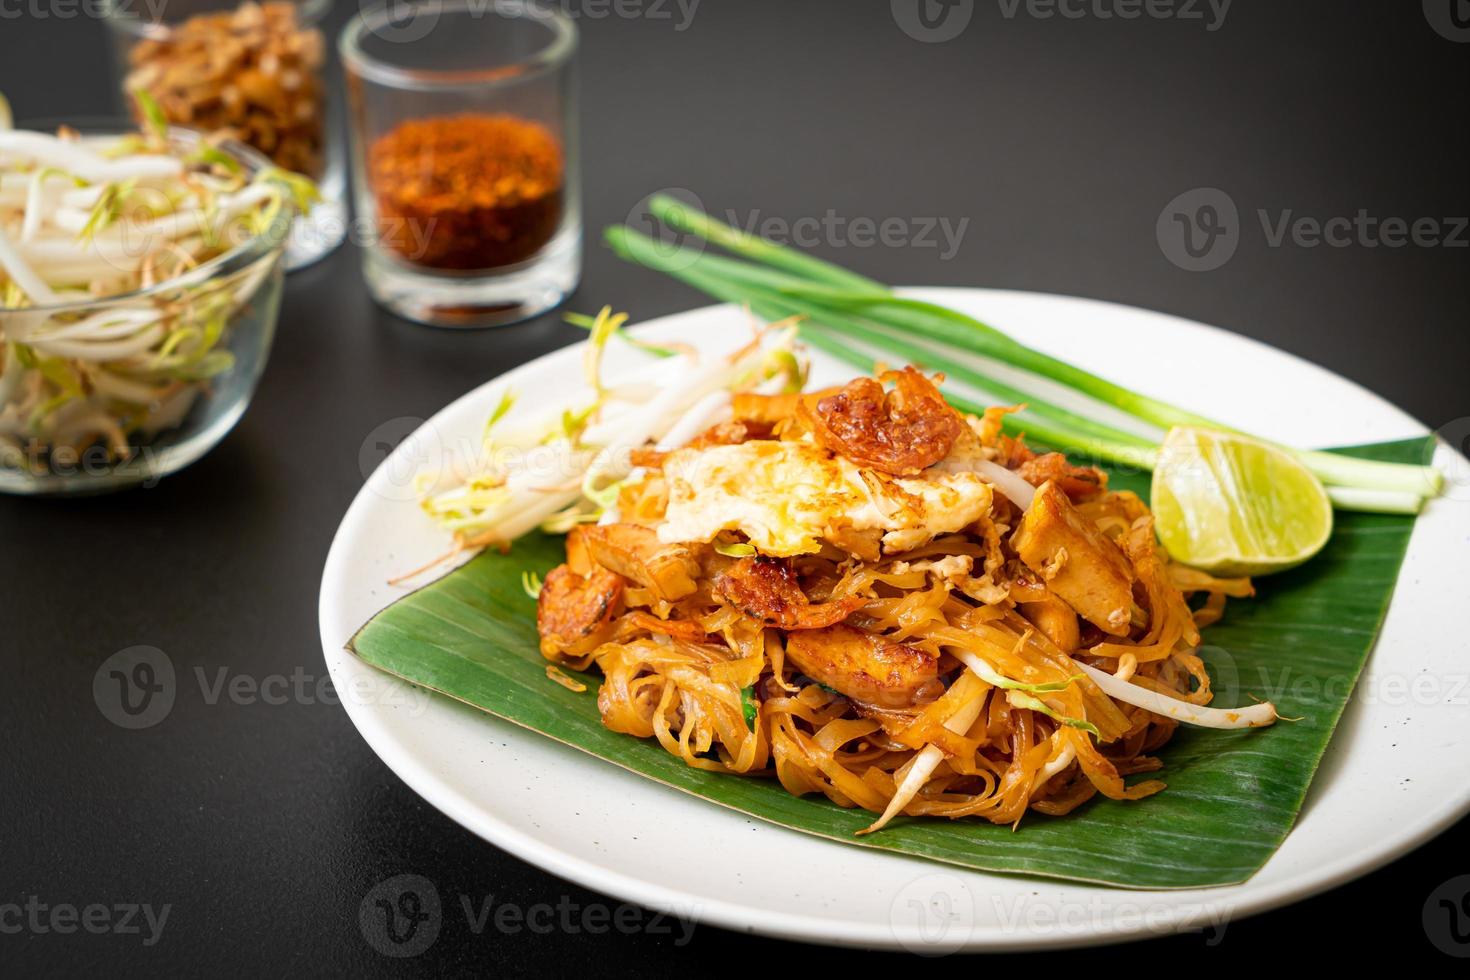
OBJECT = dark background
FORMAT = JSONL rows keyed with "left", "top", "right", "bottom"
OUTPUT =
{"left": 2, "top": 0, "right": 1466, "bottom": 971}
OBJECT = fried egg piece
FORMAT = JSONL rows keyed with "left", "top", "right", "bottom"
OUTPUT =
{"left": 656, "top": 440, "right": 994, "bottom": 557}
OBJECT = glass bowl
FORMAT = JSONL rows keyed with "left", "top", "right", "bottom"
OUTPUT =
{"left": 0, "top": 128, "right": 290, "bottom": 496}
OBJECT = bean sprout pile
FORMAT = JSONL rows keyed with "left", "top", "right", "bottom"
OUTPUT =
{"left": 415, "top": 308, "right": 804, "bottom": 553}
{"left": 0, "top": 95, "right": 309, "bottom": 472}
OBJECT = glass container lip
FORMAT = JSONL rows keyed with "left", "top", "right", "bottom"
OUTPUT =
{"left": 100, "top": 0, "right": 335, "bottom": 37}
{"left": 0, "top": 124, "right": 291, "bottom": 317}
{"left": 340, "top": 0, "right": 578, "bottom": 92}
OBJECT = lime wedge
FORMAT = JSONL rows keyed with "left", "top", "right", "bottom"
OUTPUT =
{"left": 1150, "top": 427, "right": 1333, "bottom": 576}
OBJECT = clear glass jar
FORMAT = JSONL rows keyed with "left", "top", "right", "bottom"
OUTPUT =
{"left": 101, "top": 0, "right": 347, "bottom": 270}
{"left": 340, "top": 0, "right": 581, "bottom": 328}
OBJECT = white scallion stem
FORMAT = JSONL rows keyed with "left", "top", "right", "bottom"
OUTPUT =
{"left": 1325, "top": 485, "right": 1425, "bottom": 514}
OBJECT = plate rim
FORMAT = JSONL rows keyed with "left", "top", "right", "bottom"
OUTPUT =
{"left": 320, "top": 286, "right": 1467, "bottom": 951}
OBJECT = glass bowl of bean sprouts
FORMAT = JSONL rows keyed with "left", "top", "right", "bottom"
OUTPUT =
{"left": 0, "top": 111, "right": 299, "bottom": 494}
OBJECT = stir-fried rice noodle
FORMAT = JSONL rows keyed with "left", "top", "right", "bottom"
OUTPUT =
{"left": 535, "top": 368, "right": 1273, "bottom": 831}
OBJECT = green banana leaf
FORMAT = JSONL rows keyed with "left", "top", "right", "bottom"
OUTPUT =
{"left": 348, "top": 437, "right": 1430, "bottom": 889}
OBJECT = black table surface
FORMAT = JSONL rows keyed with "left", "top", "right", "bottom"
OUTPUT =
{"left": 3, "top": 1, "right": 1467, "bottom": 972}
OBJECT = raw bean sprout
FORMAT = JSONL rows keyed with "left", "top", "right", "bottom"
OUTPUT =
{"left": 0, "top": 100, "right": 309, "bottom": 473}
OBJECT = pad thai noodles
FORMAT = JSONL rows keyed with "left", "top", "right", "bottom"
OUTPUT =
{"left": 526, "top": 359, "right": 1275, "bottom": 831}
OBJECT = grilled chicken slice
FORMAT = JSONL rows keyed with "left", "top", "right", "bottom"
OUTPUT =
{"left": 1011, "top": 480, "right": 1135, "bottom": 636}
{"left": 582, "top": 523, "right": 700, "bottom": 602}
{"left": 714, "top": 556, "right": 864, "bottom": 630}
{"left": 565, "top": 526, "right": 594, "bottom": 575}
{"left": 1016, "top": 452, "right": 1107, "bottom": 501}
{"left": 1017, "top": 592, "right": 1082, "bottom": 653}
{"left": 537, "top": 564, "right": 624, "bottom": 657}
{"left": 785, "top": 624, "right": 943, "bottom": 710}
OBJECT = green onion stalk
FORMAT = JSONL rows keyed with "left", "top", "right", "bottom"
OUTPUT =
{"left": 605, "top": 197, "right": 1442, "bottom": 514}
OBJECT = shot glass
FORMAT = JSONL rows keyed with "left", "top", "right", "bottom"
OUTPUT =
{"left": 102, "top": 0, "right": 348, "bottom": 270}
{"left": 340, "top": 0, "right": 581, "bottom": 328}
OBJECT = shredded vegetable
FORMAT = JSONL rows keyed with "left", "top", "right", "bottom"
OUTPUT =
{"left": 415, "top": 312, "right": 803, "bottom": 549}
{"left": 0, "top": 97, "right": 306, "bottom": 472}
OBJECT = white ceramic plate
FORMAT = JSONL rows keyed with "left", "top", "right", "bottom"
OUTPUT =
{"left": 319, "top": 289, "right": 1470, "bottom": 952}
